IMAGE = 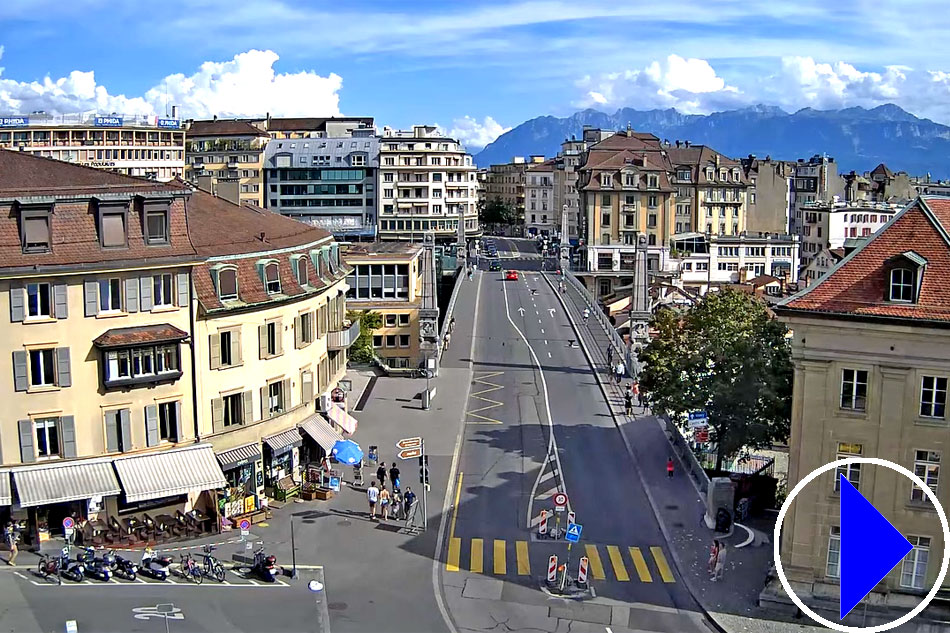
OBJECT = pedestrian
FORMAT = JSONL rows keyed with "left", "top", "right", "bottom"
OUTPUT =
{"left": 711, "top": 543, "right": 727, "bottom": 581}
{"left": 468, "top": 268, "right": 474, "bottom": 281}
{"left": 391, "top": 489, "right": 402, "bottom": 520}
{"left": 444, "top": 332, "right": 451, "bottom": 350}
{"left": 367, "top": 481, "right": 380, "bottom": 519}
{"left": 4, "top": 522, "right": 19, "bottom": 566}
{"left": 606, "top": 345, "right": 613, "bottom": 365}
{"left": 667, "top": 456, "right": 675, "bottom": 478}
{"left": 379, "top": 486, "right": 391, "bottom": 521}
{"left": 707, "top": 540, "right": 720, "bottom": 575}
{"left": 638, "top": 390, "right": 646, "bottom": 408}
{"left": 614, "top": 361, "right": 625, "bottom": 385}
{"left": 449, "top": 317, "right": 456, "bottom": 334}
{"left": 389, "top": 463, "right": 401, "bottom": 492}
{"left": 583, "top": 308, "right": 590, "bottom": 323}
{"left": 624, "top": 391, "right": 633, "bottom": 416}
{"left": 377, "top": 462, "right": 387, "bottom": 487}
{"left": 404, "top": 487, "right": 418, "bottom": 526}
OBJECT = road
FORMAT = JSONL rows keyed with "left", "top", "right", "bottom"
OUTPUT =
{"left": 438, "top": 237, "right": 709, "bottom": 633}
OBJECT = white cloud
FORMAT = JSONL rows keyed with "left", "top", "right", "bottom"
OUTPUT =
{"left": 776, "top": 57, "right": 907, "bottom": 108}
{"left": 444, "top": 116, "right": 512, "bottom": 150}
{"left": 0, "top": 48, "right": 342, "bottom": 119}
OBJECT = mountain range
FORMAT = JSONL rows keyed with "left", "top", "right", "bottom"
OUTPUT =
{"left": 474, "top": 104, "right": 950, "bottom": 179}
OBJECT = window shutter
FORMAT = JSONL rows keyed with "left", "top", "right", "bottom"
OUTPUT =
{"left": 209, "top": 334, "right": 221, "bottom": 370}
{"left": 53, "top": 283, "right": 68, "bottom": 319}
{"left": 209, "top": 268, "right": 220, "bottom": 296}
{"left": 145, "top": 405, "right": 159, "bottom": 447}
{"left": 104, "top": 410, "right": 119, "bottom": 453}
{"left": 125, "top": 278, "right": 139, "bottom": 313}
{"left": 282, "top": 378, "right": 292, "bottom": 410}
{"left": 173, "top": 401, "right": 182, "bottom": 442}
{"left": 56, "top": 347, "right": 71, "bottom": 387}
{"left": 294, "top": 315, "right": 302, "bottom": 349}
{"left": 61, "top": 416, "right": 77, "bottom": 458}
{"left": 242, "top": 390, "right": 253, "bottom": 424}
{"left": 232, "top": 329, "right": 243, "bottom": 365}
{"left": 10, "top": 283, "right": 24, "bottom": 322}
{"left": 18, "top": 419, "right": 34, "bottom": 463}
{"left": 211, "top": 397, "right": 224, "bottom": 432}
{"left": 13, "top": 351, "right": 28, "bottom": 392}
{"left": 302, "top": 371, "right": 313, "bottom": 403}
{"left": 83, "top": 279, "right": 98, "bottom": 317}
{"left": 258, "top": 325, "right": 268, "bottom": 359}
{"left": 119, "top": 409, "right": 132, "bottom": 452}
{"left": 176, "top": 272, "right": 189, "bottom": 307}
{"left": 260, "top": 386, "right": 268, "bottom": 419}
{"left": 139, "top": 276, "right": 153, "bottom": 311}
{"left": 274, "top": 320, "right": 283, "bottom": 356}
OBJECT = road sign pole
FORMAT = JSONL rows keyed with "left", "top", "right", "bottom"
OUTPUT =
{"left": 422, "top": 438, "right": 428, "bottom": 531}
{"left": 290, "top": 515, "right": 298, "bottom": 579}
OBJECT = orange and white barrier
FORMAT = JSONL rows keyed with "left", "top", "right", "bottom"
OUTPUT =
{"left": 567, "top": 511, "right": 575, "bottom": 526}
{"left": 547, "top": 555, "right": 558, "bottom": 583}
{"left": 577, "top": 556, "right": 589, "bottom": 585}
{"left": 538, "top": 510, "right": 548, "bottom": 536}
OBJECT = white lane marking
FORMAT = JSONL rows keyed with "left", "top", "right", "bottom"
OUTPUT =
{"left": 14, "top": 572, "right": 27, "bottom": 580}
{"left": 548, "top": 352, "right": 552, "bottom": 358}
{"left": 545, "top": 340, "right": 548, "bottom": 345}
{"left": 541, "top": 329, "right": 544, "bottom": 334}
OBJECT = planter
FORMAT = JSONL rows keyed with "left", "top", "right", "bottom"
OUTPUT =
{"left": 313, "top": 488, "right": 335, "bottom": 501}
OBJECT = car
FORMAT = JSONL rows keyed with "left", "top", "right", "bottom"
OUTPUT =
{"left": 505, "top": 270, "right": 519, "bottom": 281}
{"left": 489, "top": 260, "right": 502, "bottom": 271}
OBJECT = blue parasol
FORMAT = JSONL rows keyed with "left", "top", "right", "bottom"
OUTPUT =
{"left": 331, "top": 439, "right": 364, "bottom": 465}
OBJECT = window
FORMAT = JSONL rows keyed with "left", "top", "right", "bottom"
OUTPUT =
{"left": 217, "top": 268, "right": 238, "bottom": 301}
{"left": 264, "top": 262, "right": 280, "bottom": 294}
{"left": 601, "top": 194, "right": 611, "bottom": 206}
{"left": 220, "top": 330, "right": 234, "bottom": 367}
{"left": 145, "top": 207, "right": 169, "bottom": 245}
{"left": 26, "top": 282, "right": 51, "bottom": 318}
{"left": 399, "top": 314, "right": 410, "bottom": 326}
{"left": 648, "top": 195, "right": 658, "bottom": 207}
{"left": 29, "top": 349, "right": 56, "bottom": 386}
{"left": 890, "top": 268, "right": 915, "bottom": 302}
{"left": 100, "top": 211, "right": 127, "bottom": 248}
{"left": 597, "top": 253, "right": 614, "bottom": 270}
{"left": 920, "top": 376, "right": 948, "bottom": 419}
{"left": 826, "top": 526, "right": 841, "bottom": 578}
{"left": 158, "top": 401, "right": 178, "bottom": 442}
{"left": 22, "top": 210, "right": 51, "bottom": 253}
{"left": 900, "top": 536, "right": 930, "bottom": 590}
{"left": 295, "top": 257, "right": 308, "bottom": 286}
{"left": 153, "top": 273, "right": 173, "bottom": 307}
{"left": 132, "top": 348, "right": 154, "bottom": 376}
{"left": 647, "top": 213, "right": 657, "bottom": 228}
{"left": 373, "top": 335, "right": 383, "bottom": 348}
{"left": 300, "top": 312, "right": 314, "bottom": 345}
{"left": 599, "top": 279, "right": 611, "bottom": 296}
{"left": 268, "top": 381, "right": 284, "bottom": 416}
{"left": 602, "top": 174, "right": 612, "bottom": 187}
{"left": 223, "top": 392, "right": 244, "bottom": 427}
{"left": 399, "top": 334, "right": 410, "bottom": 348}
{"left": 35, "top": 417, "right": 60, "bottom": 459}
{"left": 385, "top": 314, "right": 398, "bottom": 327}
{"left": 99, "top": 278, "right": 122, "bottom": 312}
{"left": 840, "top": 369, "right": 868, "bottom": 411}
{"left": 912, "top": 450, "right": 940, "bottom": 502}
{"left": 601, "top": 212, "right": 610, "bottom": 227}
{"left": 386, "top": 334, "right": 397, "bottom": 347}
{"left": 351, "top": 155, "right": 365, "bottom": 167}
{"left": 835, "top": 442, "right": 863, "bottom": 491}
{"left": 266, "top": 321, "right": 280, "bottom": 357}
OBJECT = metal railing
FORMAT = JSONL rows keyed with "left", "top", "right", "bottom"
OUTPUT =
{"left": 327, "top": 320, "right": 360, "bottom": 350}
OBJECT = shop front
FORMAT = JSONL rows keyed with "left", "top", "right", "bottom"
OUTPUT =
{"left": 215, "top": 442, "right": 263, "bottom": 519}
{"left": 262, "top": 428, "right": 303, "bottom": 501}
{"left": 298, "top": 413, "right": 344, "bottom": 468}
{"left": 0, "top": 470, "right": 11, "bottom": 530}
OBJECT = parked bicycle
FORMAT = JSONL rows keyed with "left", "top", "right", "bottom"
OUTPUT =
{"left": 179, "top": 553, "right": 203, "bottom": 584}
{"left": 201, "top": 544, "right": 226, "bottom": 582}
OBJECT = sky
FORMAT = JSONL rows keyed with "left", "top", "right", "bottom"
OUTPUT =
{"left": 1, "top": 0, "right": 950, "bottom": 150}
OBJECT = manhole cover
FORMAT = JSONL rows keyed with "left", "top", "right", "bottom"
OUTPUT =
{"left": 665, "top": 504, "right": 679, "bottom": 510}
{"left": 672, "top": 522, "right": 685, "bottom": 528}
{"left": 337, "top": 519, "right": 351, "bottom": 526}
{"left": 327, "top": 602, "right": 348, "bottom": 611}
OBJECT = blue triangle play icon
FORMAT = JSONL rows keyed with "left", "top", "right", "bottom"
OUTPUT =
{"left": 840, "top": 474, "right": 913, "bottom": 619}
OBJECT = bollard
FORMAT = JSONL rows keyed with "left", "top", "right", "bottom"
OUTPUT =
{"left": 546, "top": 555, "right": 558, "bottom": 585}
{"left": 577, "top": 556, "right": 589, "bottom": 586}
{"left": 538, "top": 510, "right": 548, "bottom": 536}
{"left": 558, "top": 563, "right": 568, "bottom": 592}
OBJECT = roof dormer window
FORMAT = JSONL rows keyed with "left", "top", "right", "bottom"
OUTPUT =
{"left": 258, "top": 260, "right": 281, "bottom": 294}
{"left": 20, "top": 205, "right": 52, "bottom": 254}
{"left": 889, "top": 268, "right": 915, "bottom": 303}
{"left": 885, "top": 251, "right": 927, "bottom": 303}
{"left": 211, "top": 265, "right": 238, "bottom": 302}
{"left": 291, "top": 255, "right": 308, "bottom": 287}
{"left": 601, "top": 174, "right": 612, "bottom": 188}
{"left": 97, "top": 201, "right": 129, "bottom": 249}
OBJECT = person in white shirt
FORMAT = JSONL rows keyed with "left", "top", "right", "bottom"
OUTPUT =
{"left": 367, "top": 481, "right": 380, "bottom": 520}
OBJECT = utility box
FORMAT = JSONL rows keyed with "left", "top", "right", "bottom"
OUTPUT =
{"left": 705, "top": 477, "right": 736, "bottom": 531}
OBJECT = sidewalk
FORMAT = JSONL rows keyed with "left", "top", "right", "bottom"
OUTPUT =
{"left": 550, "top": 274, "right": 825, "bottom": 633}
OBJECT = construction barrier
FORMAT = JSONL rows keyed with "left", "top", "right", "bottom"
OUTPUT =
{"left": 546, "top": 555, "right": 558, "bottom": 584}
{"left": 567, "top": 511, "right": 575, "bottom": 526}
{"left": 538, "top": 510, "right": 548, "bottom": 536}
{"left": 577, "top": 556, "right": 589, "bottom": 586}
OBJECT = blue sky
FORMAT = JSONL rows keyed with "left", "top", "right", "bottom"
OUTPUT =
{"left": 1, "top": 0, "right": 949, "bottom": 148}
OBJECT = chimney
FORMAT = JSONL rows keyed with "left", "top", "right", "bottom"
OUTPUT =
{"left": 259, "top": 232, "right": 267, "bottom": 243}
{"left": 213, "top": 114, "right": 218, "bottom": 121}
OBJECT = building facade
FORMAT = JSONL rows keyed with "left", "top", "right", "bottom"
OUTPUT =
{"left": 377, "top": 125, "right": 480, "bottom": 242}
{"left": 789, "top": 155, "right": 842, "bottom": 263}
{"left": 184, "top": 119, "right": 270, "bottom": 207}
{"left": 799, "top": 200, "right": 903, "bottom": 265}
{"left": 768, "top": 196, "right": 950, "bottom": 628}
{"left": 742, "top": 156, "right": 795, "bottom": 235}
{"left": 0, "top": 112, "right": 185, "bottom": 181}
{"left": 525, "top": 159, "right": 556, "bottom": 236}
{"left": 667, "top": 144, "right": 750, "bottom": 237}
{"left": 670, "top": 232, "right": 800, "bottom": 294}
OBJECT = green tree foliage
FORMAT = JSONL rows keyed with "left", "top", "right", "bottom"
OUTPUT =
{"left": 347, "top": 310, "right": 383, "bottom": 364}
{"left": 638, "top": 288, "right": 792, "bottom": 470}
{"left": 478, "top": 198, "right": 519, "bottom": 228}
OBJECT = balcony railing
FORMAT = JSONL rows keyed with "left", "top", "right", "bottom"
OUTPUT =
{"left": 328, "top": 320, "right": 360, "bottom": 351}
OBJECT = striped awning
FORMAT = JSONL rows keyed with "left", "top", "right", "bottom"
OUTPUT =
{"left": 215, "top": 443, "right": 262, "bottom": 470}
{"left": 299, "top": 414, "right": 344, "bottom": 451}
{"left": 12, "top": 460, "right": 121, "bottom": 508}
{"left": 263, "top": 428, "right": 303, "bottom": 455}
{"left": 113, "top": 444, "right": 227, "bottom": 503}
{"left": 0, "top": 470, "right": 11, "bottom": 506}
{"left": 327, "top": 403, "right": 359, "bottom": 435}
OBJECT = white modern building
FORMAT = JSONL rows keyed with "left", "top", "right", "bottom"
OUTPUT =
{"left": 376, "top": 125, "right": 480, "bottom": 242}
{"left": 671, "top": 232, "right": 801, "bottom": 294}
{"left": 800, "top": 199, "right": 904, "bottom": 264}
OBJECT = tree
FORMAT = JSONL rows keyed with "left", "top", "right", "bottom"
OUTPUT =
{"left": 347, "top": 310, "right": 383, "bottom": 364}
{"left": 478, "top": 198, "right": 519, "bottom": 229}
{"left": 638, "top": 288, "right": 792, "bottom": 471}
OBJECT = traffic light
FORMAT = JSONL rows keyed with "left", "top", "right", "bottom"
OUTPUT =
{"left": 419, "top": 455, "right": 430, "bottom": 489}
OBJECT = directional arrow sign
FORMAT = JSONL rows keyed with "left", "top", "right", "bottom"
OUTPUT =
{"left": 398, "top": 447, "right": 422, "bottom": 460}
{"left": 396, "top": 437, "right": 422, "bottom": 450}
{"left": 565, "top": 523, "right": 582, "bottom": 543}
{"left": 518, "top": 307, "right": 525, "bottom": 316}
{"left": 548, "top": 308, "right": 556, "bottom": 317}
{"left": 839, "top": 474, "right": 913, "bottom": 619}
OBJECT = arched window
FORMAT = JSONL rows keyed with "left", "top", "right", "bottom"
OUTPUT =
{"left": 263, "top": 261, "right": 281, "bottom": 294}
{"left": 213, "top": 266, "right": 238, "bottom": 301}
{"left": 889, "top": 268, "right": 915, "bottom": 302}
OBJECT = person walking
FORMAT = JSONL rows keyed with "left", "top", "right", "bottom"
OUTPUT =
{"left": 707, "top": 540, "right": 720, "bottom": 575}
{"left": 376, "top": 462, "right": 387, "bottom": 488}
{"left": 711, "top": 542, "right": 727, "bottom": 581}
{"left": 404, "top": 487, "right": 418, "bottom": 527}
{"left": 444, "top": 332, "right": 451, "bottom": 350}
{"left": 606, "top": 345, "right": 613, "bottom": 365}
{"left": 4, "top": 522, "right": 19, "bottom": 566}
{"left": 624, "top": 391, "right": 633, "bottom": 416}
{"left": 583, "top": 308, "right": 590, "bottom": 323}
{"left": 614, "top": 361, "right": 625, "bottom": 385}
{"left": 379, "top": 486, "right": 391, "bottom": 521}
{"left": 391, "top": 489, "right": 403, "bottom": 520}
{"left": 367, "top": 481, "right": 380, "bottom": 520}
{"left": 666, "top": 456, "right": 675, "bottom": 478}
{"left": 389, "top": 464, "right": 401, "bottom": 492}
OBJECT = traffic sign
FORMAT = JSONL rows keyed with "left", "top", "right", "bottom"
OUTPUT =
{"left": 839, "top": 474, "right": 913, "bottom": 619}
{"left": 688, "top": 411, "right": 708, "bottom": 427}
{"left": 553, "top": 492, "right": 568, "bottom": 511}
{"left": 396, "top": 436, "right": 422, "bottom": 450}
{"left": 238, "top": 519, "right": 251, "bottom": 531}
{"left": 62, "top": 517, "right": 74, "bottom": 529}
{"left": 398, "top": 447, "right": 422, "bottom": 460}
{"left": 565, "top": 523, "right": 582, "bottom": 543}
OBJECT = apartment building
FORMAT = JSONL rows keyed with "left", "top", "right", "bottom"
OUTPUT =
{"left": 768, "top": 196, "right": 950, "bottom": 628}
{"left": 670, "top": 232, "right": 800, "bottom": 295}
{"left": 185, "top": 119, "right": 270, "bottom": 207}
{"left": 343, "top": 242, "right": 425, "bottom": 369}
{"left": 525, "top": 159, "right": 556, "bottom": 236}
{"left": 482, "top": 156, "right": 543, "bottom": 223}
{"left": 667, "top": 143, "right": 750, "bottom": 237}
{"left": 742, "top": 156, "right": 796, "bottom": 234}
{"left": 0, "top": 112, "right": 185, "bottom": 181}
{"left": 376, "top": 125, "right": 480, "bottom": 242}
{"left": 265, "top": 117, "right": 375, "bottom": 140}
{"left": 264, "top": 127, "right": 379, "bottom": 239}
{"left": 553, "top": 138, "right": 585, "bottom": 245}
{"left": 801, "top": 246, "right": 846, "bottom": 287}
{"left": 799, "top": 199, "right": 904, "bottom": 265}
{"left": 789, "top": 155, "right": 842, "bottom": 251}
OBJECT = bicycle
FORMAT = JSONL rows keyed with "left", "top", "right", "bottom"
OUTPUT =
{"left": 201, "top": 544, "right": 226, "bottom": 582}
{"left": 37, "top": 552, "right": 62, "bottom": 584}
{"left": 179, "top": 553, "right": 203, "bottom": 584}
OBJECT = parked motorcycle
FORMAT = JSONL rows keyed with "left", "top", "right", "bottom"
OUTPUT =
{"left": 250, "top": 546, "right": 280, "bottom": 582}
{"left": 36, "top": 552, "right": 62, "bottom": 583}
{"left": 111, "top": 551, "right": 138, "bottom": 581}
{"left": 58, "top": 548, "right": 85, "bottom": 583}
{"left": 139, "top": 547, "right": 171, "bottom": 581}
{"left": 78, "top": 547, "right": 113, "bottom": 581}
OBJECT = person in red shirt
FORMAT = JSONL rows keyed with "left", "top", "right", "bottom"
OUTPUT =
{"left": 666, "top": 457, "right": 675, "bottom": 478}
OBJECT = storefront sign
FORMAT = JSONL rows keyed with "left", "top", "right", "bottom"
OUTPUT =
{"left": 94, "top": 116, "right": 124, "bottom": 127}
{"left": 157, "top": 118, "right": 181, "bottom": 129}
{"left": 89, "top": 161, "right": 117, "bottom": 168}
{"left": 0, "top": 117, "right": 28, "bottom": 127}
{"left": 244, "top": 496, "right": 256, "bottom": 514}
{"left": 88, "top": 496, "right": 103, "bottom": 514}
{"left": 328, "top": 476, "right": 341, "bottom": 492}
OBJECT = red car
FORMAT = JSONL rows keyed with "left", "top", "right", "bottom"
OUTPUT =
{"left": 505, "top": 270, "right": 519, "bottom": 281}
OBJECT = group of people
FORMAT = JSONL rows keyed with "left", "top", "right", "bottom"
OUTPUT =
{"left": 365, "top": 461, "right": 418, "bottom": 524}
{"left": 707, "top": 539, "right": 728, "bottom": 581}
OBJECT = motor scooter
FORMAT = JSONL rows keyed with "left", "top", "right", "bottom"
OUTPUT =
{"left": 139, "top": 547, "right": 171, "bottom": 581}
{"left": 250, "top": 546, "right": 280, "bottom": 582}
{"left": 58, "top": 548, "right": 85, "bottom": 582}
{"left": 78, "top": 546, "right": 113, "bottom": 581}
{"left": 110, "top": 550, "right": 138, "bottom": 581}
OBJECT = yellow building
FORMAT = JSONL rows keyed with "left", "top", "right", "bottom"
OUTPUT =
{"left": 667, "top": 144, "right": 749, "bottom": 236}
{"left": 184, "top": 119, "right": 270, "bottom": 207}
{"left": 343, "top": 242, "right": 425, "bottom": 369}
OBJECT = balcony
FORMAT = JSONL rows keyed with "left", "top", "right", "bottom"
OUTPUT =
{"left": 328, "top": 320, "right": 360, "bottom": 351}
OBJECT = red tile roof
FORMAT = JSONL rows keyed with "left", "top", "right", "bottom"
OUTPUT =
{"left": 186, "top": 119, "right": 268, "bottom": 137}
{"left": 93, "top": 324, "right": 189, "bottom": 348}
{"left": 779, "top": 197, "right": 950, "bottom": 323}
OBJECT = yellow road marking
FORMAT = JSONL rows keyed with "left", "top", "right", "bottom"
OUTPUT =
{"left": 447, "top": 538, "right": 461, "bottom": 572}
{"left": 516, "top": 541, "right": 530, "bottom": 575}
{"left": 629, "top": 547, "right": 653, "bottom": 582}
{"left": 650, "top": 547, "right": 675, "bottom": 583}
{"left": 606, "top": 545, "right": 629, "bottom": 581}
{"left": 493, "top": 539, "right": 506, "bottom": 575}
{"left": 471, "top": 538, "right": 484, "bottom": 573}
{"left": 584, "top": 544, "right": 606, "bottom": 580}
{"left": 466, "top": 371, "right": 505, "bottom": 424}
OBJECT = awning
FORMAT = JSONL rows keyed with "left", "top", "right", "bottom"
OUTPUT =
{"left": 327, "top": 403, "right": 359, "bottom": 435}
{"left": 12, "top": 460, "right": 121, "bottom": 508}
{"left": 93, "top": 324, "right": 189, "bottom": 349}
{"left": 299, "top": 414, "right": 344, "bottom": 452}
{"left": 263, "top": 429, "right": 303, "bottom": 456}
{"left": 113, "top": 444, "right": 227, "bottom": 503}
{"left": 0, "top": 471, "right": 11, "bottom": 506}
{"left": 215, "top": 442, "right": 262, "bottom": 470}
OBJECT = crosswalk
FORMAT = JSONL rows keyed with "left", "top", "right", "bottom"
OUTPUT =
{"left": 444, "top": 537, "right": 675, "bottom": 583}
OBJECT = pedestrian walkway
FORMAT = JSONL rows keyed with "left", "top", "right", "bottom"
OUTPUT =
{"left": 444, "top": 536, "right": 676, "bottom": 583}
